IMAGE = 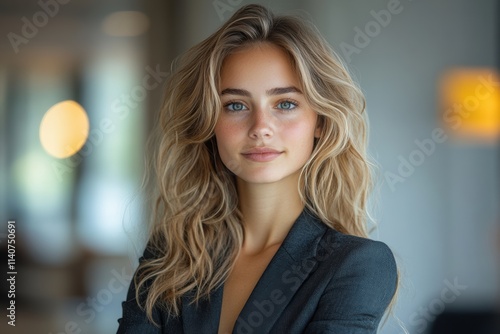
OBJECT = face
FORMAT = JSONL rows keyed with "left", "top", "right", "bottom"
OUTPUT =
{"left": 214, "top": 42, "right": 320, "bottom": 185}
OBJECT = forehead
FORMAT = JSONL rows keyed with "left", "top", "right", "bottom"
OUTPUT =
{"left": 219, "top": 42, "right": 301, "bottom": 89}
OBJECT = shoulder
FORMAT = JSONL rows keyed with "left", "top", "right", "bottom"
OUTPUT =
{"left": 301, "top": 211, "right": 397, "bottom": 282}
{"left": 315, "top": 225, "right": 398, "bottom": 309}
{"left": 303, "top": 209, "right": 395, "bottom": 267}
{"left": 320, "top": 226, "right": 397, "bottom": 280}
{"left": 324, "top": 227, "right": 396, "bottom": 269}
{"left": 303, "top": 222, "right": 399, "bottom": 331}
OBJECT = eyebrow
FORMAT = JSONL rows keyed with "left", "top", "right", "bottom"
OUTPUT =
{"left": 220, "top": 86, "right": 302, "bottom": 97}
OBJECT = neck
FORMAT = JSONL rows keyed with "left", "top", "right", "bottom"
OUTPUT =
{"left": 236, "top": 171, "right": 304, "bottom": 255}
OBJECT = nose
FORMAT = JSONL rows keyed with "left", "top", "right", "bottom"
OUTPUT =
{"left": 248, "top": 107, "right": 273, "bottom": 139}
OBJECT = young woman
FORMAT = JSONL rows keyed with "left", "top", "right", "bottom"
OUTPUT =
{"left": 117, "top": 4, "right": 398, "bottom": 334}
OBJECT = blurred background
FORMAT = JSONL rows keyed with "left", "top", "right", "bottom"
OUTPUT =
{"left": 0, "top": 0, "right": 499, "bottom": 333}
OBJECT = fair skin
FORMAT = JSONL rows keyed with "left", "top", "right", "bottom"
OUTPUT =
{"left": 214, "top": 42, "right": 320, "bottom": 332}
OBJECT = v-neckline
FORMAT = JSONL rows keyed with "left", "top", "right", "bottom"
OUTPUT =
{"left": 217, "top": 242, "right": 283, "bottom": 333}
{"left": 215, "top": 209, "right": 313, "bottom": 333}
{"left": 180, "top": 208, "right": 327, "bottom": 334}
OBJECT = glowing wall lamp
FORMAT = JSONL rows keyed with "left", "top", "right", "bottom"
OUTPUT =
{"left": 439, "top": 68, "right": 500, "bottom": 142}
{"left": 39, "top": 100, "right": 89, "bottom": 158}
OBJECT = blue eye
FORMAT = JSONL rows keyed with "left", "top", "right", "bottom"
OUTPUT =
{"left": 277, "top": 100, "right": 297, "bottom": 110}
{"left": 225, "top": 102, "right": 247, "bottom": 112}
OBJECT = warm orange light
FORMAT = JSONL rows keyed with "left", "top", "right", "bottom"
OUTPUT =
{"left": 439, "top": 68, "right": 500, "bottom": 141}
{"left": 39, "top": 100, "right": 89, "bottom": 158}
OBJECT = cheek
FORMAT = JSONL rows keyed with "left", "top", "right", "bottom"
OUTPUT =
{"left": 214, "top": 120, "right": 244, "bottom": 158}
{"left": 214, "top": 122, "right": 244, "bottom": 174}
{"left": 215, "top": 121, "right": 237, "bottom": 145}
{"left": 285, "top": 119, "right": 317, "bottom": 147}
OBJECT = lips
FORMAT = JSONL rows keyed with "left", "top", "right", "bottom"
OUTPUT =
{"left": 241, "top": 147, "right": 283, "bottom": 162}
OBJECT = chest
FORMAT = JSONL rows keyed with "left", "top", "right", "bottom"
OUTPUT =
{"left": 217, "top": 248, "right": 279, "bottom": 333}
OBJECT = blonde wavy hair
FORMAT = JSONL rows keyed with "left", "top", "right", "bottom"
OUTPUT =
{"left": 136, "top": 3, "right": 397, "bottom": 324}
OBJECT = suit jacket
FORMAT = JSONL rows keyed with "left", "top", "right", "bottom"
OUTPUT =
{"left": 117, "top": 209, "right": 398, "bottom": 333}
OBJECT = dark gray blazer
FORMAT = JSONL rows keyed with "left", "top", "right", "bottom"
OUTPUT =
{"left": 117, "top": 209, "right": 398, "bottom": 333}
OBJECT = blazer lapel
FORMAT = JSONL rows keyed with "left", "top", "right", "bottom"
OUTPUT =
{"left": 232, "top": 208, "right": 328, "bottom": 333}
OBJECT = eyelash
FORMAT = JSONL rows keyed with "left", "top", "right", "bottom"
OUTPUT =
{"left": 223, "top": 100, "right": 248, "bottom": 112}
{"left": 223, "top": 99, "right": 299, "bottom": 113}
{"left": 276, "top": 99, "right": 299, "bottom": 111}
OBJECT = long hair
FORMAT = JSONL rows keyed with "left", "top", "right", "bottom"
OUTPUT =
{"left": 136, "top": 3, "right": 396, "bottom": 323}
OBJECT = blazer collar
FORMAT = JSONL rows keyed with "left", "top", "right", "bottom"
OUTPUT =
{"left": 181, "top": 208, "right": 329, "bottom": 334}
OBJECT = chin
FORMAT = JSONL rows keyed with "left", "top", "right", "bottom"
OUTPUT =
{"left": 236, "top": 168, "right": 299, "bottom": 185}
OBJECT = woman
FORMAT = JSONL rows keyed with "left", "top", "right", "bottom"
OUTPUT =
{"left": 118, "top": 4, "right": 398, "bottom": 334}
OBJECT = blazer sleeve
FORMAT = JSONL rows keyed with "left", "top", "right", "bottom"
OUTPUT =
{"left": 304, "top": 239, "right": 398, "bottom": 334}
{"left": 116, "top": 245, "right": 163, "bottom": 334}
